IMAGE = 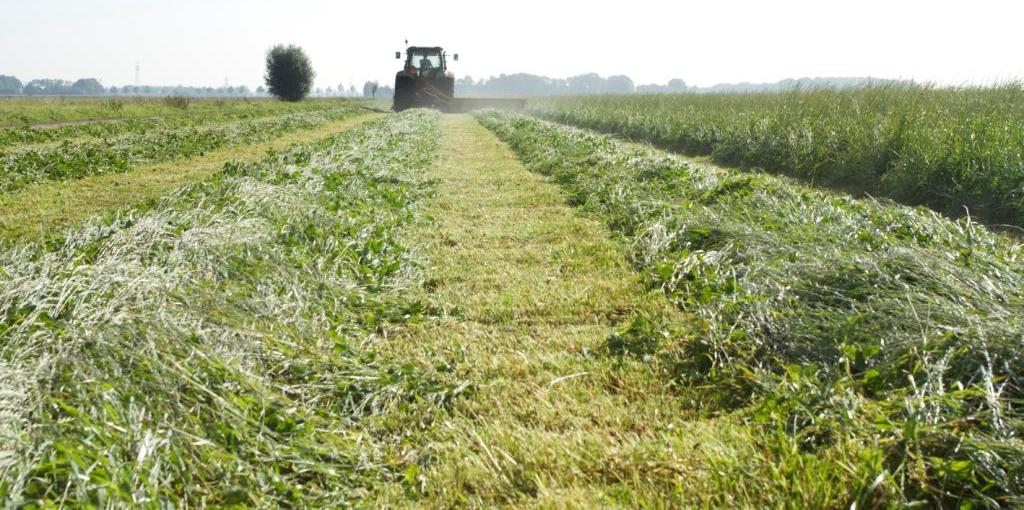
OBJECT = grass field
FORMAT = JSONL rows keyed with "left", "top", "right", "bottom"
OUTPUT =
{"left": 1, "top": 96, "right": 1021, "bottom": 507}
{"left": 528, "top": 84, "right": 1024, "bottom": 228}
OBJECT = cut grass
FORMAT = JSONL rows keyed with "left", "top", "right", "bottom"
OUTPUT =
{"left": 0, "top": 106, "right": 366, "bottom": 194}
{"left": 0, "top": 113, "right": 380, "bottom": 241}
{"left": 364, "top": 115, "right": 870, "bottom": 507}
{"left": 0, "top": 96, "right": 358, "bottom": 127}
{"left": 477, "top": 110, "right": 1024, "bottom": 507}
{"left": 0, "top": 110, "right": 448, "bottom": 507}
{"left": 0, "top": 99, "right": 362, "bottom": 149}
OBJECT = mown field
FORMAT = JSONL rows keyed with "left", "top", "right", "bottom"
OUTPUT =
{"left": 1, "top": 94, "right": 1021, "bottom": 507}
{"left": 0, "top": 96, "right": 347, "bottom": 128}
{"left": 478, "top": 110, "right": 1024, "bottom": 507}
{"left": 0, "top": 98, "right": 374, "bottom": 241}
{"left": 528, "top": 84, "right": 1024, "bottom": 228}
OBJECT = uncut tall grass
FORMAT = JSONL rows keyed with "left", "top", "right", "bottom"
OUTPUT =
{"left": 529, "top": 83, "right": 1024, "bottom": 227}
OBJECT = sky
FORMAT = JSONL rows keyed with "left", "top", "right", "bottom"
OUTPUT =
{"left": 1, "top": 0, "right": 1022, "bottom": 91}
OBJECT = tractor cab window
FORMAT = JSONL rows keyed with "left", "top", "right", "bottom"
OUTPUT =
{"left": 411, "top": 51, "right": 441, "bottom": 70}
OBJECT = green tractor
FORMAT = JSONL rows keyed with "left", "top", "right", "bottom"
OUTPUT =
{"left": 393, "top": 47, "right": 456, "bottom": 112}
{"left": 392, "top": 46, "right": 526, "bottom": 113}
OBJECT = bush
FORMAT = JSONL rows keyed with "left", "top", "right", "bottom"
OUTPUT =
{"left": 264, "top": 44, "right": 315, "bottom": 102}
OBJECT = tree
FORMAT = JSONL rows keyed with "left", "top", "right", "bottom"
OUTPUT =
{"left": 0, "top": 75, "right": 22, "bottom": 95}
{"left": 667, "top": 78, "right": 688, "bottom": 92}
{"left": 348, "top": 84, "right": 357, "bottom": 96}
{"left": 72, "top": 78, "right": 105, "bottom": 95}
{"left": 256, "top": 85, "right": 266, "bottom": 96}
{"left": 24, "top": 79, "right": 74, "bottom": 95}
{"left": 362, "top": 80, "right": 379, "bottom": 98}
{"left": 264, "top": 44, "right": 314, "bottom": 102}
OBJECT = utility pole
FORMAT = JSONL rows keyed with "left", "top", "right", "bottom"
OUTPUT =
{"left": 135, "top": 61, "right": 141, "bottom": 86}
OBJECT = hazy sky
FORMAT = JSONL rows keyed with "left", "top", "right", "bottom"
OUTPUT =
{"left": 1, "top": 0, "right": 1022, "bottom": 90}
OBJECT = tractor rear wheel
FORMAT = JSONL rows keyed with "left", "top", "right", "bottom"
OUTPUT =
{"left": 393, "top": 76, "right": 416, "bottom": 112}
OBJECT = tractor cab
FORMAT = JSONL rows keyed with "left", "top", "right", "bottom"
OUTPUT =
{"left": 396, "top": 47, "right": 457, "bottom": 77}
{"left": 391, "top": 44, "right": 526, "bottom": 112}
{"left": 393, "top": 46, "right": 458, "bottom": 111}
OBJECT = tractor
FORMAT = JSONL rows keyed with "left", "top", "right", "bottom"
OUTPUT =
{"left": 392, "top": 46, "right": 525, "bottom": 113}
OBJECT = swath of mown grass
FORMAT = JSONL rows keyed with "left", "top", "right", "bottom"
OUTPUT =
{"left": 0, "top": 98, "right": 360, "bottom": 149}
{"left": 0, "top": 110, "right": 463, "bottom": 506}
{"left": 0, "top": 104, "right": 366, "bottom": 194}
{"left": 477, "top": 110, "right": 1024, "bottom": 507}
{"left": 0, "top": 113, "right": 379, "bottom": 243}
{"left": 0, "top": 96, "right": 357, "bottom": 127}
{"left": 528, "top": 84, "right": 1024, "bottom": 228}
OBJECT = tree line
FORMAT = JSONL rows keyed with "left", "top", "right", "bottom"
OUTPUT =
{"left": 0, "top": 76, "right": 107, "bottom": 96}
{"left": 452, "top": 74, "right": 901, "bottom": 96}
{"left": 2, "top": 68, "right": 901, "bottom": 100}
{"left": 0, "top": 75, "right": 260, "bottom": 97}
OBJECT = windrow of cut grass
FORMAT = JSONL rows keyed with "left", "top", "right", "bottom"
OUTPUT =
{"left": 477, "top": 110, "right": 1024, "bottom": 507}
{"left": 0, "top": 114, "right": 380, "bottom": 243}
{"left": 0, "top": 104, "right": 366, "bottom": 194}
{"left": 528, "top": 84, "right": 1024, "bottom": 227}
{"left": 0, "top": 110, "right": 459, "bottom": 506}
{"left": 0, "top": 99, "right": 362, "bottom": 149}
{"left": 0, "top": 96, "right": 356, "bottom": 127}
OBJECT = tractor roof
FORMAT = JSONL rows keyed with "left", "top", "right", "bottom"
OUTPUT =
{"left": 407, "top": 46, "right": 443, "bottom": 52}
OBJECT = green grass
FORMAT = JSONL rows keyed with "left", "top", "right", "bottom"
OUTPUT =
{"left": 0, "top": 110, "right": 452, "bottom": 506}
{"left": 3, "top": 103, "right": 1021, "bottom": 507}
{"left": 477, "top": 110, "right": 1024, "bottom": 507}
{"left": 528, "top": 84, "right": 1024, "bottom": 228}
